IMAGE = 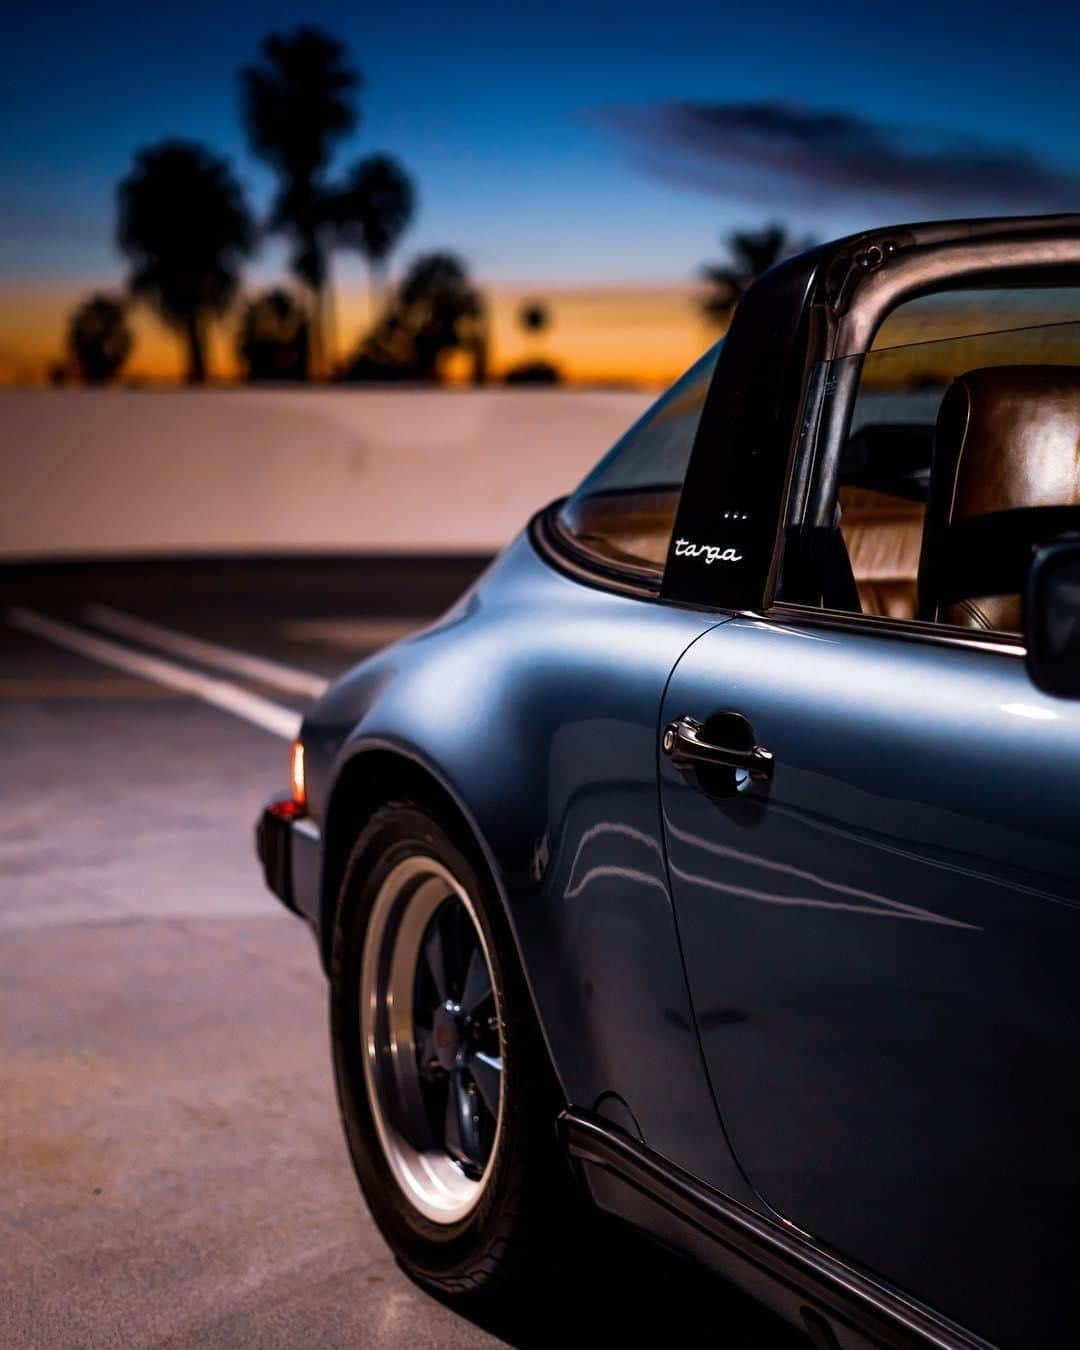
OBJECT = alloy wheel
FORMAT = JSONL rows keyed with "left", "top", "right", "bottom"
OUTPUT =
{"left": 360, "top": 855, "right": 504, "bottom": 1224}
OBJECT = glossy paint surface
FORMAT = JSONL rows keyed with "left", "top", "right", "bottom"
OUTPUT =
{"left": 285, "top": 218, "right": 1080, "bottom": 1345}
{"left": 660, "top": 613, "right": 1080, "bottom": 1347}
{"left": 301, "top": 533, "right": 752, "bottom": 1197}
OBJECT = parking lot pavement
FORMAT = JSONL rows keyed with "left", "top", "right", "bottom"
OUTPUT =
{"left": 1, "top": 563, "right": 802, "bottom": 1349}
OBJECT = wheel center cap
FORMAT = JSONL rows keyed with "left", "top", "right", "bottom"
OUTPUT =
{"left": 432, "top": 1001, "right": 462, "bottom": 1068}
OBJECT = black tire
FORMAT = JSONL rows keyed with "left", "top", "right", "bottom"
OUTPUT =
{"left": 329, "top": 800, "right": 567, "bottom": 1299}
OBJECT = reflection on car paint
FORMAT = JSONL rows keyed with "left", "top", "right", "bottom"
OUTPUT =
{"left": 663, "top": 814, "right": 980, "bottom": 930}
{"left": 766, "top": 797, "right": 1080, "bottom": 916}
{"left": 999, "top": 701, "right": 1059, "bottom": 720}
{"left": 667, "top": 860, "right": 976, "bottom": 929}
{"left": 561, "top": 818, "right": 669, "bottom": 901}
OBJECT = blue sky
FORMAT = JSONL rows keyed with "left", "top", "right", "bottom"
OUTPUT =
{"left": 6, "top": 0, "right": 1080, "bottom": 292}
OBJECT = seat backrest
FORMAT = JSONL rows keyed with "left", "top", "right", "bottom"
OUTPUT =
{"left": 918, "top": 365, "right": 1080, "bottom": 631}
{"left": 839, "top": 487, "right": 924, "bottom": 619}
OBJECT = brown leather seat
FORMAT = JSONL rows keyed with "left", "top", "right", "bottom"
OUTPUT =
{"left": 840, "top": 486, "right": 924, "bottom": 619}
{"left": 918, "top": 366, "right": 1080, "bottom": 632}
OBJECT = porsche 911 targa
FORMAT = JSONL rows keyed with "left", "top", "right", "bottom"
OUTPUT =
{"left": 258, "top": 215, "right": 1080, "bottom": 1349}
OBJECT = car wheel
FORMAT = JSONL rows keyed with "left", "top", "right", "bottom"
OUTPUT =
{"left": 330, "top": 800, "right": 566, "bottom": 1298}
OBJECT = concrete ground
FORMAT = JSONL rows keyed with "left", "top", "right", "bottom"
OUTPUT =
{"left": 1, "top": 561, "right": 800, "bottom": 1348}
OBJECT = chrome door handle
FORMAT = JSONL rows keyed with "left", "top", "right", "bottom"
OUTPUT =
{"left": 662, "top": 714, "right": 774, "bottom": 781}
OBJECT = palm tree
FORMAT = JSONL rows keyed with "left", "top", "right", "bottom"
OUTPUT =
{"left": 242, "top": 27, "right": 359, "bottom": 373}
{"left": 116, "top": 141, "right": 254, "bottom": 383}
{"left": 336, "top": 154, "right": 415, "bottom": 311}
{"left": 519, "top": 300, "right": 550, "bottom": 336}
{"left": 400, "top": 253, "right": 487, "bottom": 383}
{"left": 67, "top": 294, "right": 133, "bottom": 384}
{"left": 346, "top": 252, "right": 487, "bottom": 384}
{"left": 503, "top": 297, "right": 560, "bottom": 384}
{"left": 700, "top": 224, "right": 809, "bottom": 328}
{"left": 236, "top": 288, "right": 310, "bottom": 382}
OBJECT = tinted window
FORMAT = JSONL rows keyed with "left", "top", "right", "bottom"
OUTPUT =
{"left": 555, "top": 344, "right": 720, "bottom": 577}
{"left": 810, "top": 290, "right": 1080, "bottom": 632}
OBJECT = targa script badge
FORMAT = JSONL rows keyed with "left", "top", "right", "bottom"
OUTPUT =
{"left": 674, "top": 538, "right": 743, "bottom": 565}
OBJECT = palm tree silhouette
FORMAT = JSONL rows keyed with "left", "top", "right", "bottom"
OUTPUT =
{"left": 236, "top": 288, "right": 310, "bottom": 382}
{"left": 336, "top": 154, "right": 415, "bottom": 312}
{"left": 67, "top": 294, "right": 133, "bottom": 384}
{"left": 347, "top": 252, "right": 487, "bottom": 384}
{"left": 242, "top": 27, "right": 359, "bottom": 374}
{"left": 116, "top": 141, "right": 254, "bottom": 383}
{"left": 399, "top": 253, "right": 487, "bottom": 383}
{"left": 519, "top": 300, "right": 550, "bottom": 336}
{"left": 700, "top": 224, "right": 809, "bottom": 328}
{"left": 503, "top": 298, "right": 561, "bottom": 384}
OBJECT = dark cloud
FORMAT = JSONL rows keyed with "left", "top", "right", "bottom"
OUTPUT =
{"left": 599, "top": 101, "right": 1080, "bottom": 213}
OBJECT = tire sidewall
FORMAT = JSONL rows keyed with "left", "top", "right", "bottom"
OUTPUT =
{"left": 330, "top": 803, "right": 530, "bottom": 1287}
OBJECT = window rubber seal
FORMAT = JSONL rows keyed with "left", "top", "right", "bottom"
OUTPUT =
{"left": 762, "top": 601, "right": 1025, "bottom": 656}
{"left": 530, "top": 501, "right": 665, "bottom": 601}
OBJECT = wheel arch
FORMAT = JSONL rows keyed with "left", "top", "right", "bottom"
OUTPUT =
{"left": 318, "top": 739, "right": 568, "bottom": 1102}
{"left": 320, "top": 743, "right": 476, "bottom": 970}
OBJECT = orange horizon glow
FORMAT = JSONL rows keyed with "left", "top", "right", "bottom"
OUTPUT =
{"left": 0, "top": 280, "right": 720, "bottom": 390}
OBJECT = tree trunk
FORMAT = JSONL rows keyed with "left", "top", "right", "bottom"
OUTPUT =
{"left": 184, "top": 312, "right": 206, "bottom": 384}
{"left": 472, "top": 333, "right": 488, "bottom": 388}
{"left": 309, "top": 285, "right": 325, "bottom": 381}
{"left": 324, "top": 268, "right": 340, "bottom": 380}
{"left": 315, "top": 224, "right": 338, "bottom": 379}
{"left": 472, "top": 313, "right": 490, "bottom": 387}
{"left": 368, "top": 261, "right": 389, "bottom": 323}
{"left": 368, "top": 267, "right": 378, "bottom": 324}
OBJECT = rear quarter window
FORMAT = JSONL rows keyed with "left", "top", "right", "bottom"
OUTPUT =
{"left": 554, "top": 344, "right": 720, "bottom": 579}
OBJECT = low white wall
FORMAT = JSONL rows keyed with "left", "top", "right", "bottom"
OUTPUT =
{"left": 0, "top": 388, "right": 651, "bottom": 560}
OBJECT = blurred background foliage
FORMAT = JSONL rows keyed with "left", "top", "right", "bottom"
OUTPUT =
{"left": 50, "top": 24, "right": 799, "bottom": 390}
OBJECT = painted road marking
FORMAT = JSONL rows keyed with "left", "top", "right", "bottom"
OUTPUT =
{"left": 84, "top": 603, "right": 329, "bottom": 699}
{"left": 0, "top": 677, "right": 182, "bottom": 700}
{"left": 6, "top": 609, "right": 302, "bottom": 740}
{"left": 281, "top": 617, "right": 420, "bottom": 650}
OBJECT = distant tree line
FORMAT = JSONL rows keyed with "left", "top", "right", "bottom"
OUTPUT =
{"left": 58, "top": 24, "right": 808, "bottom": 389}
{"left": 60, "top": 27, "right": 563, "bottom": 389}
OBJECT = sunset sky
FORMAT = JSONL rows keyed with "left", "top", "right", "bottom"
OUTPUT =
{"left": 6, "top": 0, "right": 1080, "bottom": 385}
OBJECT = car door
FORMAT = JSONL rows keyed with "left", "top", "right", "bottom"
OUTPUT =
{"left": 659, "top": 593, "right": 1080, "bottom": 1344}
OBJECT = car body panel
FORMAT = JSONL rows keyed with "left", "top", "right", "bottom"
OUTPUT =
{"left": 660, "top": 612, "right": 1080, "bottom": 1346}
{"left": 298, "top": 532, "right": 753, "bottom": 1195}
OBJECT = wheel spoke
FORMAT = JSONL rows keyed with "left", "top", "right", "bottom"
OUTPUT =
{"left": 461, "top": 944, "right": 492, "bottom": 1014}
{"left": 445, "top": 1070, "right": 483, "bottom": 1168}
{"left": 445, "top": 901, "right": 472, "bottom": 999}
{"left": 414, "top": 1024, "right": 436, "bottom": 1068}
{"left": 435, "top": 904, "right": 460, "bottom": 997}
{"left": 459, "top": 1079, "right": 484, "bottom": 1166}
{"left": 422, "top": 923, "right": 447, "bottom": 1002}
{"left": 444, "top": 1073, "right": 464, "bottom": 1159}
{"left": 469, "top": 1051, "right": 502, "bottom": 1118}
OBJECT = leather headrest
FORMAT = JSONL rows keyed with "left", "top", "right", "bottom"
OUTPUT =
{"left": 934, "top": 365, "right": 1080, "bottom": 522}
{"left": 919, "top": 365, "right": 1080, "bottom": 628}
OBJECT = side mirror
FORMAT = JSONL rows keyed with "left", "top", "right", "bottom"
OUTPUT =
{"left": 1025, "top": 535, "right": 1080, "bottom": 697}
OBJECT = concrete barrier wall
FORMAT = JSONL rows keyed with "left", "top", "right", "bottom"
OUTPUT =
{"left": 0, "top": 388, "right": 652, "bottom": 560}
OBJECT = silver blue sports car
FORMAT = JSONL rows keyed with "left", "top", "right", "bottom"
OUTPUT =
{"left": 258, "top": 214, "right": 1080, "bottom": 1349}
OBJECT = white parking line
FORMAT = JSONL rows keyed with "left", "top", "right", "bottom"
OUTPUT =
{"left": 7, "top": 608, "right": 302, "bottom": 741}
{"left": 281, "top": 617, "right": 420, "bottom": 649}
{"left": 83, "top": 603, "right": 329, "bottom": 699}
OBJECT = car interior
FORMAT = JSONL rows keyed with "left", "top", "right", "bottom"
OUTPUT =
{"left": 555, "top": 357, "right": 1080, "bottom": 639}
{"left": 837, "top": 424, "right": 929, "bottom": 621}
{"left": 839, "top": 363, "right": 1080, "bottom": 633}
{"left": 554, "top": 485, "right": 681, "bottom": 575}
